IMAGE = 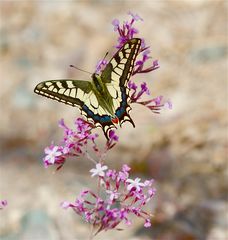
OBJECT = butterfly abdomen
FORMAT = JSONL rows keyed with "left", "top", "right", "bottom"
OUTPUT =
{"left": 91, "top": 74, "right": 115, "bottom": 117}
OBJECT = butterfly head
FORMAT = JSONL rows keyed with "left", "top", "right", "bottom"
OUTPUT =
{"left": 92, "top": 72, "right": 99, "bottom": 78}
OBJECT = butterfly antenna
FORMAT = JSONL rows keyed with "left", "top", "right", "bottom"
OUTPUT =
{"left": 103, "top": 52, "right": 109, "bottom": 61}
{"left": 69, "top": 65, "right": 93, "bottom": 75}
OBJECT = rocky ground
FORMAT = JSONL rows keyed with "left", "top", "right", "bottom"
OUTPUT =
{"left": 0, "top": 1, "right": 227, "bottom": 240}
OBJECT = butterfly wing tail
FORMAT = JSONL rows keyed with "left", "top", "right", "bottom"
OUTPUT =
{"left": 119, "top": 104, "right": 135, "bottom": 128}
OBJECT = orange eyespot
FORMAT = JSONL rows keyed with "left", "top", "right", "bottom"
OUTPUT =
{"left": 111, "top": 117, "right": 119, "bottom": 125}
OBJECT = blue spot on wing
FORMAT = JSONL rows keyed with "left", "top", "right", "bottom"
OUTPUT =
{"left": 115, "top": 87, "right": 128, "bottom": 118}
{"left": 82, "top": 105, "right": 111, "bottom": 124}
{"left": 101, "top": 115, "right": 111, "bottom": 123}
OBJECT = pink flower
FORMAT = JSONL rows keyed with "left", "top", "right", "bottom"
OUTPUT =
{"left": 60, "top": 201, "right": 70, "bottom": 209}
{"left": 118, "top": 170, "right": 129, "bottom": 181}
{"left": 128, "top": 81, "right": 137, "bottom": 91}
{"left": 108, "top": 130, "right": 119, "bottom": 141}
{"left": 141, "top": 82, "right": 150, "bottom": 95}
{"left": 144, "top": 219, "right": 151, "bottom": 228}
{"left": 0, "top": 200, "right": 7, "bottom": 209}
{"left": 95, "top": 59, "right": 108, "bottom": 74}
{"left": 44, "top": 146, "right": 62, "bottom": 164}
{"left": 106, "top": 130, "right": 119, "bottom": 150}
{"left": 106, "top": 189, "right": 120, "bottom": 201}
{"left": 122, "top": 164, "right": 131, "bottom": 172}
{"left": 90, "top": 163, "right": 108, "bottom": 177}
{"left": 126, "top": 177, "right": 145, "bottom": 191}
{"left": 164, "top": 99, "right": 173, "bottom": 109}
{"left": 144, "top": 179, "right": 154, "bottom": 187}
{"left": 128, "top": 11, "right": 143, "bottom": 21}
{"left": 106, "top": 169, "right": 117, "bottom": 180}
{"left": 112, "top": 19, "right": 120, "bottom": 31}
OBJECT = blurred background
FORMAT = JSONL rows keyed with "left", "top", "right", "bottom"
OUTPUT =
{"left": 0, "top": 1, "right": 227, "bottom": 240}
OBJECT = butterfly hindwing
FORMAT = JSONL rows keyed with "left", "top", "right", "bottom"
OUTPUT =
{"left": 99, "top": 38, "right": 141, "bottom": 135}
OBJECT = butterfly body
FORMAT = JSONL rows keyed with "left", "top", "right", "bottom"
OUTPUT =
{"left": 90, "top": 73, "right": 115, "bottom": 117}
{"left": 34, "top": 38, "right": 141, "bottom": 139}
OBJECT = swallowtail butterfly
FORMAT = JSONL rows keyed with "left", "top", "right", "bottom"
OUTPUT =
{"left": 34, "top": 38, "right": 141, "bottom": 139}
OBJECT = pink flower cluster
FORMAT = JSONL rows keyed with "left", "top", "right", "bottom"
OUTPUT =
{"left": 112, "top": 12, "right": 143, "bottom": 48}
{"left": 43, "top": 118, "right": 118, "bottom": 169}
{"left": 112, "top": 12, "right": 160, "bottom": 75}
{"left": 128, "top": 81, "right": 172, "bottom": 113}
{"left": 61, "top": 164, "right": 156, "bottom": 236}
{"left": 97, "top": 12, "right": 159, "bottom": 78}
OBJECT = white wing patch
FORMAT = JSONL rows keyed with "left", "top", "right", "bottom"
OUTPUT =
{"left": 121, "top": 59, "right": 127, "bottom": 64}
{"left": 66, "top": 81, "right": 75, "bottom": 88}
{"left": 114, "top": 68, "right": 123, "bottom": 76}
{"left": 107, "top": 85, "right": 118, "bottom": 99}
{"left": 90, "top": 94, "right": 98, "bottom": 108}
{"left": 113, "top": 99, "right": 120, "bottom": 109}
{"left": 77, "top": 89, "right": 84, "bottom": 98}
{"left": 111, "top": 72, "right": 120, "bottom": 82}
{"left": 65, "top": 89, "right": 70, "bottom": 96}
{"left": 119, "top": 52, "right": 123, "bottom": 58}
{"left": 58, "top": 88, "right": 65, "bottom": 94}
{"left": 70, "top": 88, "right": 76, "bottom": 97}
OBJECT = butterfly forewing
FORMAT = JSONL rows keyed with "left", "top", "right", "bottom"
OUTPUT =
{"left": 34, "top": 80, "right": 92, "bottom": 107}
{"left": 34, "top": 79, "right": 111, "bottom": 131}
{"left": 101, "top": 38, "right": 141, "bottom": 87}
